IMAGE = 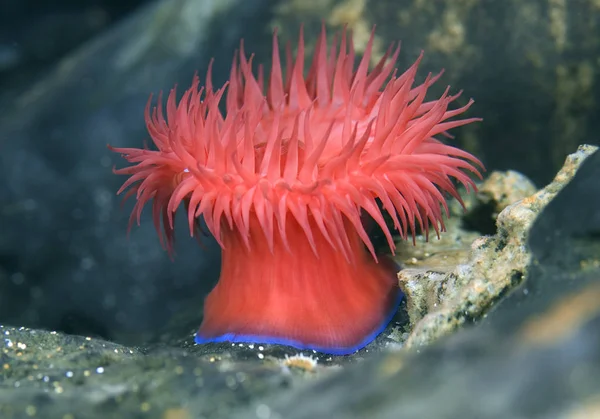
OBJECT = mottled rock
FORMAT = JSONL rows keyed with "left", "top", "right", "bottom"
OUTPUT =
{"left": 477, "top": 170, "right": 537, "bottom": 215}
{"left": 0, "top": 326, "right": 294, "bottom": 419}
{"left": 400, "top": 144, "right": 598, "bottom": 348}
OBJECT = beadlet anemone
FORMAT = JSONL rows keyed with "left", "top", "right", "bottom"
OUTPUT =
{"left": 110, "top": 26, "right": 483, "bottom": 355}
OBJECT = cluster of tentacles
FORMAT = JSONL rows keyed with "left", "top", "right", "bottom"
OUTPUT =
{"left": 111, "top": 25, "right": 483, "bottom": 260}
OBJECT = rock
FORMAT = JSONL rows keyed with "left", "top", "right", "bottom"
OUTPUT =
{"left": 0, "top": 325, "right": 292, "bottom": 419}
{"left": 466, "top": 170, "right": 538, "bottom": 235}
{"left": 477, "top": 170, "right": 537, "bottom": 215}
{"left": 398, "top": 144, "right": 598, "bottom": 348}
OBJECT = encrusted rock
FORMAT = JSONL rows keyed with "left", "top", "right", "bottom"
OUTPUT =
{"left": 398, "top": 144, "right": 598, "bottom": 348}
{"left": 477, "top": 170, "right": 538, "bottom": 215}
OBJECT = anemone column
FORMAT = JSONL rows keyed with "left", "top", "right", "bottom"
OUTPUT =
{"left": 196, "top": 214, "right": 401, "bottom": 354}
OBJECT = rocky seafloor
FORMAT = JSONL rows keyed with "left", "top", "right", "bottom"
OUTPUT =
{"left": 2, "top": 0, "right": 600, "bottom": 418}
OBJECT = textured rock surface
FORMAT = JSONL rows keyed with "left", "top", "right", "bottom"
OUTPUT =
{"left": 399, "top": 144, "right": 598, "bottom": 348}
{"left": 477, "top": 170, "right": 537, "bottom": 217}
{"left": 0, "top": 325, "right": 292, "bottom": 419}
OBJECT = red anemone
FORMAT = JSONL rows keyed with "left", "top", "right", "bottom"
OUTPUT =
{"left": 110, "top": 25, "right": 483, "bottom": 354}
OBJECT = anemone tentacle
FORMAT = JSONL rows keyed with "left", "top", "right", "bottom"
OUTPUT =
{"left": 111, "top": 24, "right": 483, "bottom": 261}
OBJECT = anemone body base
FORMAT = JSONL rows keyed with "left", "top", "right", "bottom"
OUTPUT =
{"left": 195, "top": 215, "right": 402, "bottom": 355}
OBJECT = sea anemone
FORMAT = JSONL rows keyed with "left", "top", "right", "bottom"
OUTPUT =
{"left": 110, "top": 25, "right": 483, "bottom": 355}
